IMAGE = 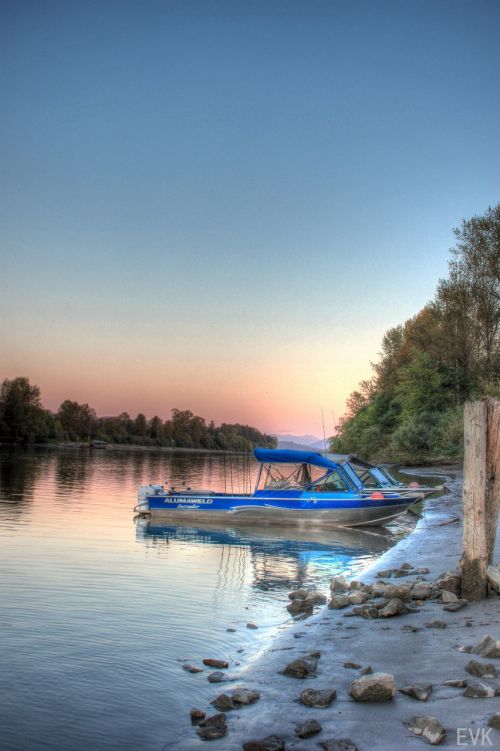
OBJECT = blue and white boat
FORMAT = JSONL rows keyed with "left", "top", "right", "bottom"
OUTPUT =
{"left": 136, "top": 448, "right": 424, "bottom": 528}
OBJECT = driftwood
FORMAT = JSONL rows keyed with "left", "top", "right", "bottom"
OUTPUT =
{"left": 461, "top": 398, "right": 500, "bottom": 601}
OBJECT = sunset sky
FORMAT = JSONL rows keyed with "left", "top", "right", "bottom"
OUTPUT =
{"left": 1, "top": 0, "right": 499, "bottom": 436}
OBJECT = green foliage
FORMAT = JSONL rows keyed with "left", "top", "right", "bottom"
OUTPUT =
{"left": 0, "top": 377, "right": 49, "bottom": 445}
{"left": 333, "top": 204, "right": 500, "bottom": 463}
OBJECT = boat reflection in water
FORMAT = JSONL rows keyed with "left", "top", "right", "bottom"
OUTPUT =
{"left": 135, "top": 518, "right": 396, "bottom": 593}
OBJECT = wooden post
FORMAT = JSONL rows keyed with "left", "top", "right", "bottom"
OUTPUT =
{"left": 461, "top": 398, "right": 500, "bottom": 601}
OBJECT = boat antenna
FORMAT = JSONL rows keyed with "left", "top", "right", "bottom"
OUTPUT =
{"left": 321, "top": 407, "right": 328, "bottom": 457}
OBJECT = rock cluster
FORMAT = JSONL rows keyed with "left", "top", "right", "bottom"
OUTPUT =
{"left": 287, "top": 588, "right": 327, "bottom": 615}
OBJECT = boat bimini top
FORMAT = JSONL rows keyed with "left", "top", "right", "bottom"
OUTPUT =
{"left": 253, "top": 448, "right": 364, "bottom": 492}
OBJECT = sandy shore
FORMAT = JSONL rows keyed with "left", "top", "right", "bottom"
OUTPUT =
{"left": 171, "top": 468, "right": 500, "bottom": 750}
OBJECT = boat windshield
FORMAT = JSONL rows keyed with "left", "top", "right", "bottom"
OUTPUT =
{"left": 257, "top": 462, "right": 325, "bottom": 491}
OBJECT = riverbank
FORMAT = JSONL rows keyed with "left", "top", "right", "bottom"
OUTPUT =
{"left": 173, "top": 469, "right": 500, "bottom": 750}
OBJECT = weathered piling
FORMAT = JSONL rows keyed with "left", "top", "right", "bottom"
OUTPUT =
{"left": 461, "top": 398, "right": 500, "bottom": 601}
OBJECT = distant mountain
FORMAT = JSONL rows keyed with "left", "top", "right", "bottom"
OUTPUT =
{"left": 273, "top": 433, "right": 329, "bottom": 452}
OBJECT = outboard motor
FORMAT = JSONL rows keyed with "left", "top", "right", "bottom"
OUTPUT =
{"left": 136, "top": 484, "right": 164, "bottom": 513}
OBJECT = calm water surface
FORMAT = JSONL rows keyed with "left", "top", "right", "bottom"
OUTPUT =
{"left": 0, "top": 449, "right": 412, "bottom": 750}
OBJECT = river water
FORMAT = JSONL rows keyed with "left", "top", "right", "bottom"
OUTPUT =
{"left": 0, "top": 448, "right": 415, "bottom": 750}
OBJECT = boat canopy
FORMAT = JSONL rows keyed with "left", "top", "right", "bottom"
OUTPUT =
{"left": 254, "top": 448, "right": 340, "bottom": 471}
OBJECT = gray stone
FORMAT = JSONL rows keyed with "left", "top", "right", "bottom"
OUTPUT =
{"left": 393, "top": 569, "right": 410, "bottom": 578}
{"left": 400, "top": 562, "right": 414, "bottom": 570}
{"left": 207, "top": 671, "right": 229, "bottom": 683}
{"left": 203, "top": 658, "right": 228, "bottom": 669}
{"left": 247, "top": 622, "right": 258, "bottom": 629}
{"left": 435, "top": 571, "right": 462, "bottom": 597}
{"left": 306, "top": 591, "right": 327, "bottom": 605}
{"left": 359, "top": 665, "right": 373, "bottom": 676}
{"left": 371, "top": 581, "right": 388, "bottom": 596}
{"left": 351, "top": 605, "right": 379, "bottom": 619}
{"left": 443, "top": 679, "right": 467, "bottom": 687}
{"left": 488, "top": 713, "right": 500, "bottom": 729}
{"left": 197, "top": 713, "right": 227, "bottom": 741}
{"left": 425, "top": 621, "right": 447, "bottom": 629}
{"left": 399, "top": 683, "right": 433, "bottom": 701}
{"left": 289, "top": 588, "right": 310, "bottom": 600}
{"left": 349, "top": 672, "right": 396, "bottom": 702}
{"left": 210, "top": 693, "right": 235, "bottom": 711}
{"left": 443, "top": 598, "right": 468, "bottom": 612}
{"left": 465, "top": 659, "right": 497, "bottom": 678}
{"left": 486, "top": 564, "right": 500, "bottom": 594}
{"left": 463, "top": 681, "right": 496, "bottom": 698}
{"left": 243, "top": 736, "right": 285, "bottom": 751}
{"left": 407, "top": 716, "right": 446, "bottom": 745}
{"left": 457, "top": 644, "right": 473, "bottom": 653}
{"left": 329, "top": 594, "right": 350, "bottom": 609}
{"left": 472, "top": 635, "right": 500, "bottom": 659}
{"left": 348, "top": 591, "right": 370, "bottom": 605}
{"left": 226, "top": 627, "right": 236, "bottom": 632}
{"left": 231, "top": 688, "right": 260, "bottom": 705}
{"left": 300, "top": 688, "right": 337, "bottom": 707}
{"left": 377, "top": 569, "right": 395, "bottom": 578}
{"left": 319, "top": 740, "right": 358, "bottom": 751}
{"left": 379, "top": 598, "right": 408, "bottom": 618}
{"left": 190, "top": 708, "right": 206, "bottom": 723}
{"left": 282, "top": 655, "right": 317, "bottom": 678}
{"left": 287, "top": 599, "right": 313, "bottom": 615}
{"left": 441, "top": 590, "right": 458, "bottom": 603}
{"left": 183, "top": 663, "right": 204, "bottom": 673}
{"left": 295, "top": 719, "right": 322, "bottom": 738}
{"left": 349, "top": 580, "right": 372, "bottom": 593}
{"left": 414, "top": 567, "right": 430, "bottom": 575}
{"left": 412, "top": 583, "right": 433, "bottom": 600}
{"left": 330, "top": 575, "right": 349, "bottom": 593}
{"left": 344, "top": 661, "right": 361, "bottom": 669}
{"left": 383, "top": 584, "right": 412, "bottom": 602}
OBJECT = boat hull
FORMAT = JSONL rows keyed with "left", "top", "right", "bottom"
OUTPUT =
{"left": 140, "top": 492, "right": 420, "bottom": 527}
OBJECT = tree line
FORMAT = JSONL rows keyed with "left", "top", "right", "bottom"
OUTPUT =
{"left": 0, "top": 382, "right": 276, "bottom": 452}
{"left": 331, "top": 204, "right": 500, "bottom": 464}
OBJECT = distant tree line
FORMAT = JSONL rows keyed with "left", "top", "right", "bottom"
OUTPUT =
{"left": 332, "top": 204, "right": 500, "bottom": 464}
{"left": 0, "top": 383, "right": 276, "bottom": 451}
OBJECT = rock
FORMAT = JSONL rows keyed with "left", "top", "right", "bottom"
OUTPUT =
{"left": 379, "top": 598, "right": 408, "bottom": 618}
{"left": 197, "top": 713, "right": 227, "bottom": 741}
{"left": 412, "top": 583, "right": 433, "bottom": 600}
{"left": 377, "top": 569, "right": 395, "bottom": 578}
{"left": 183, "top": 663, "right": 204, "bottom": 673}
{"left": 207, "top": 671, "right": 229, "bottom": 683}
{"left": 243, "top": 737, "right": 285, "bottom": 751}
{"left": 393, "top": 569, "right": 410, "bottom": 578}
{"left": 425, "top": 621, "right": 447, "bottom": 629}
{"left": 465, "top": 659, "right": 497, "bottom": 678}
{"left": 383, "top": 584, "right": 412, "bottom": 602}
{"left": 486, "top": 564, "right": 500, "bottom": 594}
{"left": 401, "top": 562, "right": 414, "bottom": 570}
{"left": 441, "top": 590, "right": 458, "bottom": 603}
{"left": 435, "top": 570, "right": 462, "bottom": 597}
{"left": 443, "top": 599, "right": 468, "bottom": 612}
{"left": 399, "top": 683, "right": 433, "bottom": 701}
{"left": 457, "top": 645, "right": 473, "bottom": 653}
{"left": 295, "top": 719, "right": 322, "bottom": 738}
{"left": 190, "top": 708, "right": 206, "bottom": 723}
{"left": 329, "top": 595, "right": 350, "bottom": 609}
{"left": 203, "top": 658, "right": 228, "bottom": 669}
{"left": 402, "top": 625, "right": 421, "bottom": 633}
{"left": 349, "top": 672, "right": 396, "bottom": 702}
{"left": 443, "top": 679, "right": 467, "bottom": 687}
{"left": 348, "top": 591, "right": 370, "bottom": 605}
{"left": 247, "top": 622, "right": 258, "bottom": 629}
{"left": 231, "top": 688, "right": 260, "bottom": 705}
{"left": 407, "top": 716, "right": 446, "bottom": 745}
{"left": 210, "top": 693, "right": 235, "bottom": 711}
{"left": 343, "top": 661, "right": 361, "bottom": 669}
{"left": 351, "top": 605, "right": 379, "bottom": 619}
{"left": 488, "top": 712, "right": 500, "bottom": 729}
{"left": 287, "top": 599, "right": 313, "bottom": 615}
{"left": 300, "top": 688, "right": 337, "bottom": 708}
{"left": 319, "top": 741, "right": 358, "bottom": 751}
{"left": 330, "top": 575, "right": 349, "bottom": 593}
{"left": 289, "top": 588, "right": 310, "bottom": 600}
{"left": 359, "top": 665, "right": 373, "bottom": 676}
{"left": 349, "top": 580, "right": 372, "bottom": 593}
{"left": 464, "top": 681, "right": 496, "bottom": 698}
{"left": 472, "top": 635, "right": 500, "bottom": 658}
{"left": 282, "top": 655, "right": 317, "bottom": 678}
{"left": 306, "top": 591, "right": 328, "bottom": 605}
{"left": 414, "top": 567, "right": 430, "bottom": 575}
{"left": 226, "top": 627, "right": 236, "bottom": 632}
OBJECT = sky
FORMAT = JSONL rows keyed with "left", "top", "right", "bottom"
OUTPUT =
{"left": 1, "top": 0, "right": 499, "bottom": 437}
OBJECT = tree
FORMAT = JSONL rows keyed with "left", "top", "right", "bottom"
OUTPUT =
{"left": 0, "top": 377, "right": 47, "bottom": 444}
{"left": 57, "top": 400, "right": 97, "bottom": 441}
